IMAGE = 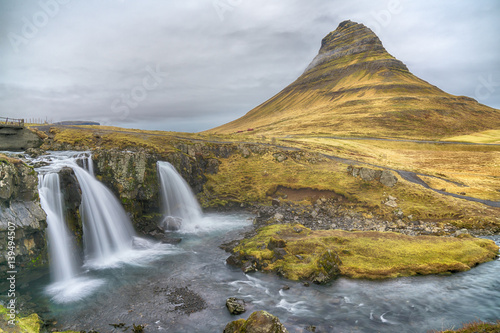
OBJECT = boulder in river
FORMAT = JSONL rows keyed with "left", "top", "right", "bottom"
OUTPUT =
{"left": 226, "top": 297, "right": 246, "bottom": 315}
{"left": 158, "top": 216, "right": 183, "bottom": 232}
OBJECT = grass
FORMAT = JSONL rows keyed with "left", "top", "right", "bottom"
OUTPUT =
{"left": 43, "top": 125, "right": 500, "bottom": 230}
{"left": 265, "top": 137, "right": 500, "bottom": 202}
{"left": 233, "top": 224, "right": 499, "bottom": 280}
{"left": 204, "top": 146, "right": 500, "bottom": 230}
{"left": 433, "top": 320, "right": 500, "bottom": 332}
{"left": 446, "top": 129, "right": 500, "bottom": 144}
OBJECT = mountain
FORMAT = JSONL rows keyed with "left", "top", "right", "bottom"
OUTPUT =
{"left": 208, "top": 20, "right": 500, "bottom": 139}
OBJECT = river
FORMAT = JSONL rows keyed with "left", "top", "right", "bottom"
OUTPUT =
{"left": 18, "top": 212, "right": 499, "bottom": 332}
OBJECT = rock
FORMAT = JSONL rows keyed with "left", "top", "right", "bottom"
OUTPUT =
{"left": 455, "top": 228, "right": 469, "bottom": 237}
{"left": 311, "top": 249, "right": 342, "bottom": 284}
{"left": 224, "top": 319, "right": 246, "bottom": 333}
{"left": 0, "top": 159, "right": 48, "bottom": 279}
{"left": 25, "top": 147, "right": 46, "bottom": 158}
{"left": 226, "top": 297, "right": 246, "bottom": 315}
{"left": 0, "top": 127, "right": 43, "bottom": 150}
{"left": 272, "top": 198, "right": 281, "bottom": 207}
{"left": 268, "top": 237, "right": 286, "bottom": 250}
{"left": 273, "top": 153, "right": 287, "bottom": 162}
{"left": 223, "top": 311, "right": 289, "bottom": 333}
{"left": 158, "top": 216, "right": 183, "bottom": 232}
{"left": 379, "top": 170, "right": 398, "bottom": 187}
{"left": 242, "top": 261, "right": 256, "bottom": 273}
{"left": 384, "top": 196, "right": 398, "bottom": 208}
{"left": 306, "top": 325, "right": 317, "bottom": 332}
{"left": 273, "top": 213, "right": 284, "bottom": 222}
{"left": 206, "top": 158, "right": 220, "bottom": 174}
{"left": 273, "top": 248, "right": 288, "bottom": 260}
{"left": 359, "top": 168, "right": 380, "bottom": 181}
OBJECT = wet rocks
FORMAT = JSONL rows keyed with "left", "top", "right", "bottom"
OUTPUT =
{"left": 158, "top": 216, "right": 183, "bottom": 232}
{"left": 226, "top": 297, "right": 246, "bottom": 315}
{"left": 223, "top": 310, "right": 288, "bottom": 333}
{"left": 0, "top": 158, "right": 48, "bottom": 277}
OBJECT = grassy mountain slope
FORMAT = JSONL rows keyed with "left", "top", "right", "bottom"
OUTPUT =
{"left": 208, "top": 20, "right": 500, "bottom": 139}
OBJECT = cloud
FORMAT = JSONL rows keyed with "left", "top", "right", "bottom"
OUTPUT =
{"left": 0, "top": 0, "right": 498, "bottom": 131}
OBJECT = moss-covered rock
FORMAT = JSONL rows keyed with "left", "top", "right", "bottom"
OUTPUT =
{"left": 223, "top": 310, "right": 288, "bottom": 333}
{"left": 227, "top": 224, "right": 499, "bottom": 280}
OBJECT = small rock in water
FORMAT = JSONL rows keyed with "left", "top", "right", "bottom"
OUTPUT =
{"left": 226, "top": 297, "right": 246, "bottom": 315}
{"left": 132, "top": 237, "right": 152, "bottom": 249}
{"left": 158, "top": 216, "right": 183, "bottom": 232}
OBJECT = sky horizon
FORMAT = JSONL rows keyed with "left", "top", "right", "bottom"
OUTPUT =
{"left": 1, "top": 0, "right": 499, "bottom": 132}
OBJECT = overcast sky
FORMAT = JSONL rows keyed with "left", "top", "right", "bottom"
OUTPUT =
{"left": 1, "top": 0, "right": 499, "bottom": 132}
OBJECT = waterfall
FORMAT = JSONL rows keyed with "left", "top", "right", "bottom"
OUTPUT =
{"left": 70, "top": 163, "right": 136, "bottom": 266}
{"left": 38, "top": 173, "right": 79, "bottom": 282}
{"left": 31, "top": 151, "right": 176, "bottom": 303}
{"left": 86, "top": 153, "right": 94, "bottom": 175}
{"left": 157, "top": 161, "right": 202, "bottom": 232}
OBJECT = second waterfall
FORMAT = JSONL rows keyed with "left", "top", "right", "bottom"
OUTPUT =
{"left": 157, "top": 161, "right": 203, "bottom": 233}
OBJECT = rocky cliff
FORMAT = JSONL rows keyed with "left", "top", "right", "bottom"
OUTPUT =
{"left": 0, "top": 155, "right": 47, "bottom": 278}
{"left": 0, "top": 127, "right": 43, "bottom": 150}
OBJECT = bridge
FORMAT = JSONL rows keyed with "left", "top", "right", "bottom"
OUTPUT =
{"left": 0, "top": 117, "right": 25, "bottom": 128}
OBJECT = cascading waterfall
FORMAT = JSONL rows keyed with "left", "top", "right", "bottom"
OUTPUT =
{"left": 71, "top": 163, "right": 136, "bottom": 266}
{"left": 38, "top": 173, "right": 79, "bottom": 282}
{"left": 157, "top": 161, "right": 203, "bottom": 232}
{"left": 26, "top": 151, "right": 179, "bottom": 303}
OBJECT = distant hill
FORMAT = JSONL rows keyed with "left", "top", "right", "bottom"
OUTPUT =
{"left": 208, "top": 20, "right": 500, "bottom": 139}
{"left": 55, "top": 121, "right": 100, "bottom": 126}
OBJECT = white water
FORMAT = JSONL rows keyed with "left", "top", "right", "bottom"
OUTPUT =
{"left": 157, "top": 161, "right": 203, "bottom": 232}
{"left": 71, "top": 164, "right": 137, "bottom": 267}
{"left": 38, "top": 173, "right": 79, "bottom": 282}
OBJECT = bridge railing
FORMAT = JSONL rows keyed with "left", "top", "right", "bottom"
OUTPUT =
{"left": 0, "top": 117, "right": 24, "bottom": 127}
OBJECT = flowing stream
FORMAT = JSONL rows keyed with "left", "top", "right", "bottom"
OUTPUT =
{"left": 6, "top": 151, "right": 500, "bottom": 332}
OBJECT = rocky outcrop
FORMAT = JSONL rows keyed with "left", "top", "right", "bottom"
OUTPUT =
{"left": 347, "top": 165, "right": 398, "bottom": 187}
{"left": 224, "top": 311, "right": 288, "bottom": 333}
{"left": 0, "top": 156, "right": 47, "bottom": 277}
{"left": 58, "top": 167, "right": 83, "bottom": 246}
{"left": 0, "top": 127, "right": 43, "bottom": 151}
{"left": 252, "top": 198, "right": 486, "bottom": 236}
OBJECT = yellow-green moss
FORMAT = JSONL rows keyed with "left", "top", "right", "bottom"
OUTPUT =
{"left": 435, "top": 320, "right": 500, "bottom": 333}
{"left": 233, "top": 224, "right": 499, "bottom": 280}
{"left": 0, "top": 305, "right": 80, "bottom": 333}
{"left": 0, "top": 305, "right": 41, "bottom": 333}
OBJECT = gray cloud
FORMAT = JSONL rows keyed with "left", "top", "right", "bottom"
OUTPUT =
{"left": 0, "top": 0, "right": 498, "bottom": 132}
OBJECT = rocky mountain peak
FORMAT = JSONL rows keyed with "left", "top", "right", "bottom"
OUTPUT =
{"left": 305, "top": 20, "right": 408, "bottom": 73}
